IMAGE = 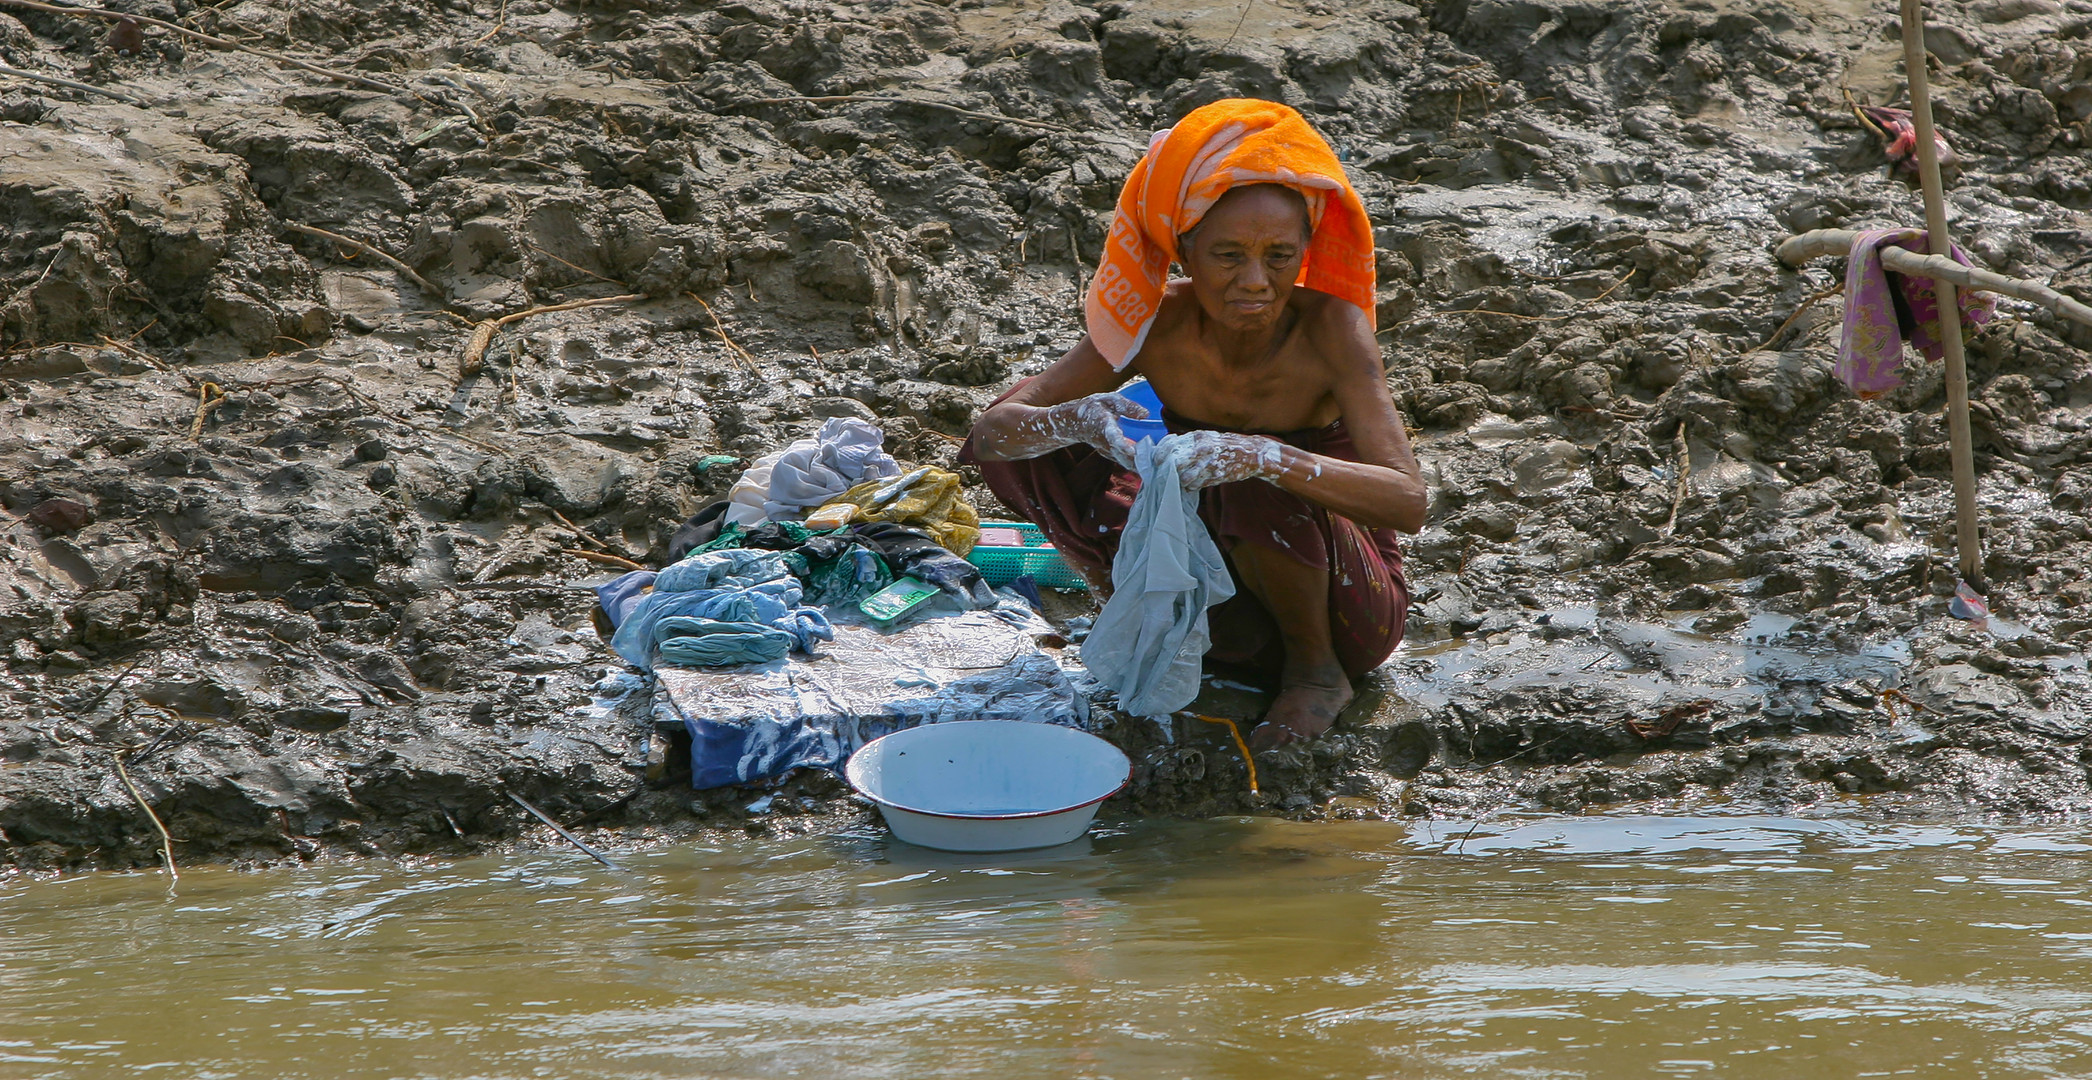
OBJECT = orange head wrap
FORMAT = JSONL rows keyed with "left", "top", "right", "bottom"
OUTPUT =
{"left": 1084, "top": 98, "right": 1376, "bottom": 370}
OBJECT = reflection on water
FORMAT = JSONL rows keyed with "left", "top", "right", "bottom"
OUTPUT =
{"left": 5, "top": 815, "right": 2092, "bottom": 1078}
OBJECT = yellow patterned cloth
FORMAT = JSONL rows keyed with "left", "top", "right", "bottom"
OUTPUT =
{"left": 816, "top": 468, "right": 980, "bottom": 556}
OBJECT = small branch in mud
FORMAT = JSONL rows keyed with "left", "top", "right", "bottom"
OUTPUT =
{"left": 563, "top": 548, "right": 647, "bottom": 572}
{"left": 0, "top": 61, "right": 144, "bottom": 104}
{"left": 471, "top": 0, "right": 507, "bottom": 43}
{"left": 460, "top": 293, "right": 643, "bottom": 380}
{"left": 284, "top": 223, "right": 446, "bottom": 303}
{"left": 190, "top": 381, "right": 225, "bottom": 440}
{"left": 1743, "top": 281, "right": 1844, "bottom": 356}
{"left": 97, "top": 334, "right": 169, "bottom": 371}
{"left": 686, "top": 293, "right": 759, "bottom": 373}
{"left": 1189, "top": 713, "right": 1259, "bottom": 795}
{"left": 730, "top": 94, "right": 1073, "bottom": 133}
{"left": 545, "top": 505, "right": 627, "bottom": 557}
{"left": 506, "top": 791, "right": 627, "bottom": 871}
{"left": 113, "top": 748, "right": 179, "bottom": 889}
{"left": 1666, "top": 424, "right": 1691, "bottom": 534}
{"left": 529, "top": 244, "right": 625, "bottom": 288}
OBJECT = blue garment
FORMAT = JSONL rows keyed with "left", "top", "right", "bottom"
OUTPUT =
{"left": 594, "top": 570, "right": 657, "bottom": 630}
{"left": 654, "top": 547, "right": 793, "bottom": 593}
{"left": 656, "top": 619, "right": 795, "bottom": 666}
{"left": 1079, "top": 435, "right": 1236, "bottom": 716}
{"left": 612, "top": 549, "right": 833, "bottom": 671}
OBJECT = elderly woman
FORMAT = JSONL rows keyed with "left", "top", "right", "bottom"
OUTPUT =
{"left": 963, "top": 99, "right": 1425, "bottom": 749}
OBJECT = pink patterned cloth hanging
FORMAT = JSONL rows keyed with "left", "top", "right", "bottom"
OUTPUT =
{"left": 1836, "top": 228, "right": 1995, "bottom": 400}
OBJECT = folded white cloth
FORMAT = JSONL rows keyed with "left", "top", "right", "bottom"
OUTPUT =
{"left": 722, "top": 418, "right": 902, "bottom": 527}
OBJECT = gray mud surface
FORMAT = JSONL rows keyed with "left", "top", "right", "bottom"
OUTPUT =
{"left": 3, "top": 0, "right": 2090, "bottom": 871}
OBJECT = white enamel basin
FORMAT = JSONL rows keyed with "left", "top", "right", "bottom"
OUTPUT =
{"left": 844, "top": 721, "right": 1130, "bottom": 853}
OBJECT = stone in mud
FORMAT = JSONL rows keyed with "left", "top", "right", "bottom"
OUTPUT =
{"left": 919, "top": 345, "right": 1010, "bottom": 387}
{"left": 798, "top": 239, "right": 877, "bottom": 304}
{"left": 24, "top": 498, "right": 92, "bottom": 535}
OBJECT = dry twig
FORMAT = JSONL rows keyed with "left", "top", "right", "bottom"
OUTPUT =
{"left": 686, "top": 292, "right": 759, "bottom": 373}
{"left": 1442, "top": 267, "right": 1636, "bottom": 321}
{"left": 285, "top": 223, "right": 446, "bottom": 302}
{"left": 1189, "top": 713, "right": 1259, "bottom": 795}
{"left": 546, "top": 506, "right": 615, "bottom": 552}
{"left": 460, "top": 293, "right": 643, "bottom": 378}
{"left": 114, "top": 749, "right": 179, "bottom": 889}
{"left": 1743, "top": 281, "right": 1845, "bottom": 355}
{"left": 563, "top": 548, "right": 647, "bottom": 572}
{"left": 190, "top": 381, "right": 224, "bottom": 440}
{"left": 0, "top": 61, "right": 144, "bottom": 103}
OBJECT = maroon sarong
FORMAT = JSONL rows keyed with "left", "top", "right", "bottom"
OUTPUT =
{"left": 961, "top": 383, "right": 1408, "bottom": 679}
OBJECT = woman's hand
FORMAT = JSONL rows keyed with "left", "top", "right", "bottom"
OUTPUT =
{"left": 981, "top": 392, "right": 1147, "bottom": 467}
{"left": 1174, "top": 430, "right": 1287, "bottom": 489}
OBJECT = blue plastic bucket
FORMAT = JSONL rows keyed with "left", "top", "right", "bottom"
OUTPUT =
{"left": 1117, "top": 380, "right": 1167, "bottom": 443}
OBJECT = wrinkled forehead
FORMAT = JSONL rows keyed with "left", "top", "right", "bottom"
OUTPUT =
{"left": 1181, "top": 184, "right": 1313, "bottom": 249}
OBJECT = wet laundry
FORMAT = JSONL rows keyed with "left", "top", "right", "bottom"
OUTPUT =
{"left": 851, "top": 522, "right": 995, "bottom": 608}
{"left": 816, "top": 467, "right": 982, "bottom": 555}
{"left": 1081, "top": 435, "right": 1236, "bottom": 717}
{"left": 610, "top": 550, "right": 832, "bottom": 672}
{"left": 1836, "top": 227, "right": 1996, "bottom": 399}
{"left": 725, "top": 418, "right": 900, "bottom": 526}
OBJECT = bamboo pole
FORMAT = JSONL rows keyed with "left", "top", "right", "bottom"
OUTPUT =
{"left": 1902, "top": 0, "right": 1982, "bottom": 588}
{"left": 1776, "top": 229, "right": 2092, "bottom": 330}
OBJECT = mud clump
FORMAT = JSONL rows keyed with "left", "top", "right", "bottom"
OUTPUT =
{"left": 3, "top": 0, "right": 2092, "bottom": 872}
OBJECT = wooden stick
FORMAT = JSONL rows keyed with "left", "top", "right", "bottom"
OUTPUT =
{"left": 1903, "top": 0, "right": 1981, "bottom": 587}
{"left": 460, "top": 293, "right": 642, "bottom": 377}
{"left": 1743, "top": 281, "right": 1844, "bottom": 355}
{"left": 190, "top": 381, "right": 224, "bottom": 440}
{"left": 506, "top": 791, "right": 627, "bottom": 871}
{"left": 284, "top": 223, "right": 446, "bottom": 302}
{"left": 563, "top": 548, "right": 646, "bottom": 572}
{"left": 733, "top": 93, "right": 1071, "bottom": 132}
{"left": 1776, "top": 228, "right": 2092, "bottom": 329}
{"left": 0, "top": 61, "right": 144, "bottom": 103}
{"left": 545, "top": 506, "right": 622, "bottom": 554}
{"left": 114, "top": 750, "right": 179, "bottom": 888}
{"left": 687, "top": 292, "right": 759, "bottom": 373}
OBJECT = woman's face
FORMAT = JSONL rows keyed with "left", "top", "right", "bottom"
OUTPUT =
{"left": 1181, "top": 184, "right": 1311, "bottom": 339}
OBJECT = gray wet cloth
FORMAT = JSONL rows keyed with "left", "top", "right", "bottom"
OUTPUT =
{"left": 763, "top": 417, "right": 900, "bottom": 521}
{"left": 1080, "top": 434, "right": 1236, "bottom": 716}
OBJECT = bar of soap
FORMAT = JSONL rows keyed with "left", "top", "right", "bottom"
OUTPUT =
{"left": 805, "top": 503, "right": 857, "bottom": 530}
{"left": 978, "top": 527, "right": 1023, "bottom": 547}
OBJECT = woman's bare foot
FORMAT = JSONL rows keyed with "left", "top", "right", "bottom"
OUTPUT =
{"left": 1249, "top": 675, "right": 1354, "bottom": 750}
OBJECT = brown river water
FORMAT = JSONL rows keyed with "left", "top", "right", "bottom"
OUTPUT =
{"left": 5, "top": 814, "right": 2091, "bottom": 1079}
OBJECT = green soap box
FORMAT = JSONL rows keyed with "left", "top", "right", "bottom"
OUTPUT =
{"left": 859, "top": 577, "right": 940, "bottom": 622}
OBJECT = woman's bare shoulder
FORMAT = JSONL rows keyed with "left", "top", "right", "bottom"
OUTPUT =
{"left": 1292, "top": 288, "right": 1377, "bottom": 367}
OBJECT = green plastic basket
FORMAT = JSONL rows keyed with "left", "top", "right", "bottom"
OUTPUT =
{"left": 966, "top": 521, "right": 1088, "bottom": 590}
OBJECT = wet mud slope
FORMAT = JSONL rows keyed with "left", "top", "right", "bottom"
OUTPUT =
{"left": 2, "top": 0, "right": 2089, "bottom": 870}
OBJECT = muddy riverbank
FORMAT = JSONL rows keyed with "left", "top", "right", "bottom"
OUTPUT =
{"left": 3, "top": 0, "right": 2090, "bottom": 872}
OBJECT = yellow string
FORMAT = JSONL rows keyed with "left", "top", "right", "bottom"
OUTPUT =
{"left": 1190, "top": 713, "right": 1258, "bottom": 795}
